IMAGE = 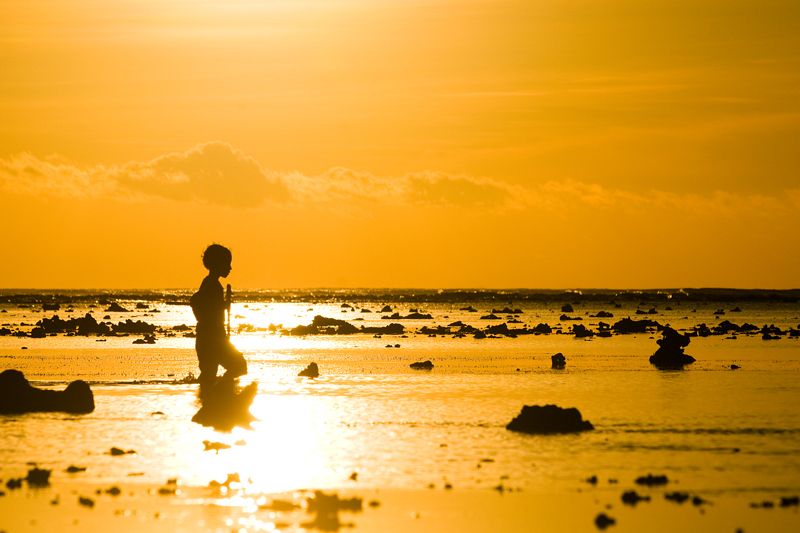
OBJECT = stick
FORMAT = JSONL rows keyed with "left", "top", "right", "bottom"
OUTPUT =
{"left": 226, "top": 284, "right": 232, "bottom": 338}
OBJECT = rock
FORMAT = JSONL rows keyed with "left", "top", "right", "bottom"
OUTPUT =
{"left": 573, "top": 324, "right": 594, "bottom": 337}
{"left": 298, "top": 362, "right": 319, "bottom": 378}
{"left": 410, "top": 360, "right": 434, "bottom": 369}
{"left": 26, "top": 467, "right": 52, "bottom": 486}
{"left": 665, "top": 491, "right": 689, "bottom": 503}
{"left": 105, "top": 302, "right": 130, "bottom": 312}
{"left": 592, "top": 311, "right": 614, "bottom": 318}
{"left": 621, "top": 490, "right": 650, "bottom": 505}
{"left": 635, "top": 474, "right": 668, "bottom": 486}
{"left": 380, "top": 305, "right": 392, "bottom": 313}
{"left": 649, "top": 327, "right": 696, "bottom": 368}
{"left": 612, "top": 317, "right": 659, "bottom": 334}
{"left": 109, "top": 447, "right": 136, "bottom": 456}
{"left": 560, "top": 314, "right": 582, "bottom": 321}
{"left": 66, "top": 465, "right": 87, "bottom": 473}
{"left": 0, "top": 370, "right": 94, "bottom": 414}
{"left": 594, "top": 513, "right": 615, "bottom": 530}
{"left": 460, "top": 306, "right": 477, "bottom": 312}
{"left": 551, "top": 353, "right": 566, "bottom": 369}
{"left": 506, "top": 404, "right": 593, "bottom": 434}
{"left": 480, "top": 314, "right": 501, "bottom": 320}
{"left": 561, "top": 304, "right": 574, "bottom": 313}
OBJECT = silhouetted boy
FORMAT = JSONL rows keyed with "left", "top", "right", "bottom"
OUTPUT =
{"left": 191, "top": 244, "right": 247, "bottom": 390}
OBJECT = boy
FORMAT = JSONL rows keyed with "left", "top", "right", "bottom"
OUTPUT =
{"left": 191, "top": 244, "right": 247, "bottom": 389}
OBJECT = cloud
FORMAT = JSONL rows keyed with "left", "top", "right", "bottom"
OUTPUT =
{"left": 2, "top": 142, "right": 799, "bottom": 222}
{"left": 115, "top": 142, "right": 290, "bottom": 207}
{"left": 0, "top": 142, "right": 289, "bottom": 208}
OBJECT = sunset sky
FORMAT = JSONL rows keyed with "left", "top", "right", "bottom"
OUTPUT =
{"left": 2, "top": 0, "right": 799, "bottom": 289}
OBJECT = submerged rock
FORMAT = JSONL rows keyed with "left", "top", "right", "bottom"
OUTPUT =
{"left": 506, "top": 404, "right": 594, "bottom": 434}
{"left": 551, "top": 353, "right": 566, "bottom": 369}
{"left": 410, "top": 360, "right": 434, "bottom": 369}
{"left": 649, "top": 327, "right": 696, "bottom": 368}
{"left": 298, "top": 362, "right": 319, "bottom": 378}
{"left": 0, "top": 369, "right": 94, "bottom": 414}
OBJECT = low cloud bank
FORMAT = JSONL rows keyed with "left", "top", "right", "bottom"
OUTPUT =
{"left": 1, "top": 142, "right": 798, "bottom": 218}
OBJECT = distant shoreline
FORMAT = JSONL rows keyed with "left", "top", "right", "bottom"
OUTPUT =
{"left": 1, "top": 287, "right": 799, "bottom": 305}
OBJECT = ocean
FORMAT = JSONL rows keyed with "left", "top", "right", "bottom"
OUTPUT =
{"left": 1, "top": 289, "right": 800, "bottom": 531}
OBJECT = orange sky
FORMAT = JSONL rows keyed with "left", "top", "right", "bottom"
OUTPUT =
{"left": 1, "top": 0, "right": 799, "bottom": 289}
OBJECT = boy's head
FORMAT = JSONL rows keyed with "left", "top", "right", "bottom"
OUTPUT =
{"left": 202, "top": 244, "right": 232, "bottom": 275}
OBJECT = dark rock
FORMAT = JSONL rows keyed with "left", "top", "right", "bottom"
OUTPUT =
{"left": 105, "top": 302, "right": 130, "bottom": 312}
{"left": 492, "top": 307, "right": 522, "bottom": 314}
{"left": 665, "top": 491, "right": 690, "bottom": 503}
{"left": 649, "top": 327, "right": 695, "bottom": 368}
{"left": 573, "top": 324, "right": 594, "bottom": 338}
{"left": 26, "top": 467, "right": 52, "bottom": 486}
{"left": 780, "top": 496, "right": 799, "bottom": 507}
{"left": 460, "top": 306, "right": 477, "bottom": 312}
{"left": 594, "top": 513, "right": 615, "bottom": 530}
{"left": 635, "top": 474, "right": 669, "bottom": 486}
{"left": 506, "top": 404, "right": 593, "bottom": 434}
{"left": 561, "top": 304, "right": 574, "bottom": 313}
{"left": 731, "top": 364, "right": 740, "bottom": 370}
{"left": 480, "top": 314, "right": 500, "bottom": 320}
{"left": 621, "top": 490, "right": 650, "bottom": 505}
{"left": 0, "top": 370, "right": 94, "bottom": 414}
{"left": 560, "top": 314, "right": 582, "bottom": 321}
{"left": 109, "top": 447, "right": 136, "bottom": 456}
{"left": 532, "top": 323, "right": 552, "bottom": 334}
{"left": 612, "top": 317, "right": 659, "bottom": 334}
{"left": 592, "top": 311, "right": 613, "bottom": 318}
{"left": 410, "top": 360, "right": 434, "bottom": 369}
{"left": 42, "top": 303, "right": 60, "bottom": 311}
{"left": 551, "top": 353, "right": 566, "bottom": 369}
{"left": 380, "top": 305, "right": 392, "bottom": 313}
{"left": 298, "top": 362, "right": 319, "bottom": 378}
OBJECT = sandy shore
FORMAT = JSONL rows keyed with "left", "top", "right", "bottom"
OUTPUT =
{"left": 2, "top": 477, "right": 799, "bottom": 532}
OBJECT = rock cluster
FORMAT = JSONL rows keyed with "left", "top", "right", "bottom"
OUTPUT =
{"left": 0, "top": 369, "right": 94, "bottom": 414}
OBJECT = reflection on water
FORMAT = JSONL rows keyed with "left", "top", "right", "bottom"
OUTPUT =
{"left": 1, "top": 368, "right": 799, "bottom": 500}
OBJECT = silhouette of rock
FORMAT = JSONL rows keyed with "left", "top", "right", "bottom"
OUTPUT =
{"left": 410, "top": 360, "right": 434, "bottom": 369}
{"left": 635, "top": 473, "right": 669, "bottom": 486}
{"left": 560, "top": 314, "right": 582, "bottom": 321}
{"left": 649, "top": 327, "right": 695, "bottom": 368}
{"left": 380, "top": 305, "right": 392, "bottom": 313}
{"left": 561, "top": 304, "right": 574, "bottom": 313}
{"left": 42, "top": 303, "right": 60, "bottom": 311}
{"left": 592, "top": 310, "right": 614, "bottom": 318}
{"left": 26, "top": 467, "right": 52, "bottom": 487}
{"left": 105, "top": 302, "right": 130, "bottom": 312}
{"left": 532, "top": 323, "right": 552, "bottom": 334}
{"left": 594, "top": 513, "right": 615, "bottom": 530}
{"left": 613, "top": 317, "right": 659, "bottom": 334}
{"left": 460, "top": 306, "right": 477, "bottom": 312}
{"left": 621, "top": 490, "right": 650, "bottom": 505}
{"left": 480, "top": 314, "right": 501, "bottom": 320}
{"left": 0, "top": 369, "right": 94, "bottom": 414}
{"left": 299, "top": 362, "right": 319, "bottom": 378}
{"left": 492, "top": 307, "right": 522, "bottom": 314}
{"left": 506, "top": 404, "right": 594, "bottom": 434}
{"left": 551, "top": 353, "right": 566, "bottom": 369}
{"left": 192, "top": 380, "right": 259, "bottom": 432}
{"left": 573, "top": 324, "right": 594, "bottom": 337}
{"left": 665, "top": 491, "right": 689, "bottom": 503}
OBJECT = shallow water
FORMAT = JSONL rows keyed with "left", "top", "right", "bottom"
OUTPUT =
{"left": 2, "top": 293, "right": 800, "bottom": 506}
